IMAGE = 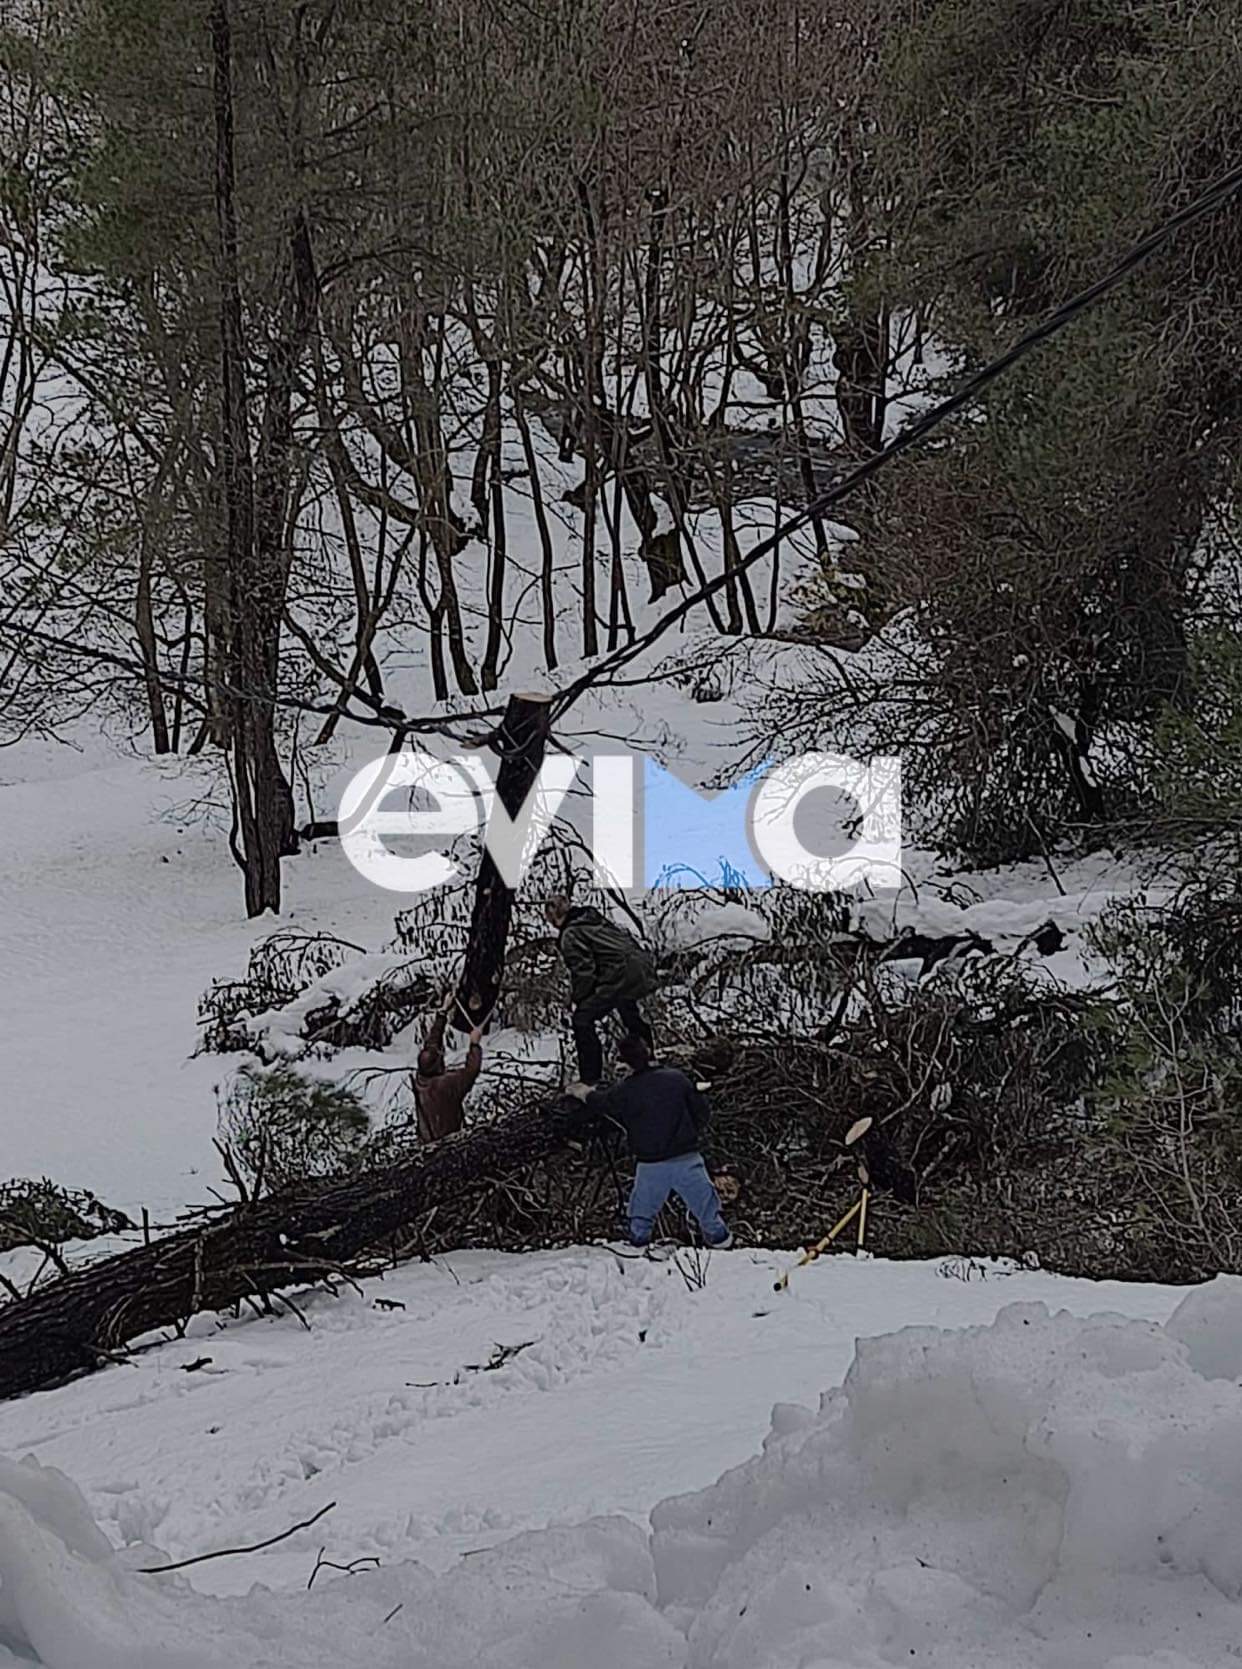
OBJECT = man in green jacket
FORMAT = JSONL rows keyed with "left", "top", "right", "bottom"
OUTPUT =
{"left": 544, "top": 895, "right": 657, "bottom": 1084}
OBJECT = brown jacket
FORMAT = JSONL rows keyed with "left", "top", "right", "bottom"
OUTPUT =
{"left": 413, "top": 1015, "right": 482, "bottom": 1141}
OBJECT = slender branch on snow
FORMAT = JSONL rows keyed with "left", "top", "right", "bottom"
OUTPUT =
{"left": 138, "top": 1501, "right": 337, "bottom": 1574}
{"left": 307, "top": 1547, "right": 381, "bottom": 1590}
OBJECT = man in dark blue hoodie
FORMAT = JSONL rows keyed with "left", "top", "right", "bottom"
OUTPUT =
{"left": 567, "top": 1035, "right": 732, "bottom": 1250}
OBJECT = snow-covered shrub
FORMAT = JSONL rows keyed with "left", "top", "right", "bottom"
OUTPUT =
{"left": 216, "top": 1065, "right": 371, "bottom": 1197}
{"left": 198, "top": 932, "right": 360, "bottom": 1054}
{"left": 200, "top": 930, "right": 441, "bottom": 1062}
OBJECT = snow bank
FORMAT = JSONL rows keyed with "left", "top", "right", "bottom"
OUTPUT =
{"left": 652, "top": 1295, "right": 1242, "bottom": 1667}
{"left": 0, "top": 1469, "right": 682, "bottom": 1669}
{"left": 6, "top": 1293, "right": 1242, "bottom": 1666}
{"left": 1165, "top": 1272, "right": 1242, "bottom": 1381}
{"left": 0, "top": 1455, "right": 215, "bottom": 1668}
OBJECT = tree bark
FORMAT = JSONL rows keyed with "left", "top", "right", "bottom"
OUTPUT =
{"left": 833, "top": 132, "right": 889, "bottom": 462}
{"left": 833, "top": 310, "right": 888, "bottom": 459}
{"left": 511, "top": 384, "right": 558, "bottom": 672}
{"left": 453, "top": 692, "right": 554, "bottom": 1031}
{"left": 210, "top": 0, "right": 306, "bottom": 912}
{"left": 134, "top": 509, "right": 171, "bottom": 754}
{"left": 211, "top": 0, "right": 277, "bottom": 915}
{"left": 482, "top": 363, "right": 508, "bottom": 693}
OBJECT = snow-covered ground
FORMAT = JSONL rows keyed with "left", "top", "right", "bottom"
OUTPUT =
{"left": 0, "top": 736, "right": 401, "bottom": 1222}
{"left": 1, "top": 730, "right": 1234, "bottom": 1669}
{"left": 0, "top": 1248, "right": 1182, "bottom": 1593}
{"left": 0, "top": 655, "right": 1209, "bottom": 1668}
{"left": 4, "top": 1248, "right": 1242, "bottom": 1668}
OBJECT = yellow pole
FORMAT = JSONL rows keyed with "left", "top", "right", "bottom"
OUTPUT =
{"left": 856, "top": 1188, "right": 869, "bottom": 1253}
{"left": 774, "top": 1195, "right": 864, "bottom": 1292}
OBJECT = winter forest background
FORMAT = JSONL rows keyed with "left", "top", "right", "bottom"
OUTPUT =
{"left": 4, "top": 2, "right": 1242, "bottom": 1665}
{"left": 6, "top": 0, "right": 1241, "bottom": 877}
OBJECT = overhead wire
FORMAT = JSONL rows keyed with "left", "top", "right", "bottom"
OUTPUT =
{"left": 551, "top": 159, "right": 1242, "bottom": 719}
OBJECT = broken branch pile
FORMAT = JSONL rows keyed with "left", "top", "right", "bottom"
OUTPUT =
{"left": 3, "top": 963, "right": 1221, "bottom": 1404}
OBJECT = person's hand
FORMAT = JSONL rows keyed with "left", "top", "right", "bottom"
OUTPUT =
{"left": 563, "top": 1080, "right": 592, "bottom": 1101}
{"left": 469, "top": 1026, "right": 483, "bottom": 1046}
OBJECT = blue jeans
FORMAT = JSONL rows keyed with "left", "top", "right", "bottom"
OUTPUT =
{"left": 629, "top": 1153, "right": 729, "bottom": 1247}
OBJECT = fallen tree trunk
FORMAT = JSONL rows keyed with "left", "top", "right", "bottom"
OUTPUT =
{"left": 0, "top": 1098, "right": 578, "bottom": 1404}
{"left": 0, "top": 968, "right": 1110, "bottom": 1405}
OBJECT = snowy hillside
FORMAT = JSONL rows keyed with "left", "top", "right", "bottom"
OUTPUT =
{"left": 6, "top": 1252, "right": 1242, "bottom": 1668}
{"left": 0, "top": 729, "right": 1221, "bottom": 1669}
{"left": 4, "top": 4, "right": 1242, "bottom": 1662}
{"left": 0, "top": 191, "right": 1226, "bottom": 1669}
{"left": 0, "top": 524, "right": 1232, "bottom": 1669}
{"left": 0, "top": 607, "right": 1212, "bottom": 1669}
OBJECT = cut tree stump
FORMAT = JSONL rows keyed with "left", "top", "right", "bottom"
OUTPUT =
{"left": 0, "top": 1097, "right": 578, "bottom": 1404}
{"left": 453, "top": 691, "right": 554, "bottom": 1032}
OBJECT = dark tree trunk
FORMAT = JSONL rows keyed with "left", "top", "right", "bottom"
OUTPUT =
{"left": 210, "top": 0, "right": 308, "bottom": 912}
{"left": 477, "top": 356, "right": 507, "bottom": 692}
{"left": 211, "top": 0, "right": 278, "bottom": 915}
{"left": 833, "top": 310, "right": 888, "bottom": 459}
{"left": 453, "top": 692, "right": 554, "bottom": 1031}
{"left": 1051, "top": 700, "right": 1105, "bottom": 822}
{"left": 0, "top": 1099, "right": 579, "bottom": 1404}
{"left": 202, "top": 494, "right": 233, "bottom": 749}
{"left": 250, "top": 210, "right": 318, "bottom": 862}
{"left": 833, "top": 132, "right": 889, "bottom": 463}
{"left": 510, "top": 382, "right": 558, "bottom": 673}
{"left": 575, "top": 188, "right": 605, "bottom": 659}
{"left": 135, "top": 522, "right": 170, "bottom": 754}
{"left": 397, "top": 310, "right": 478, "bottom": 697}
